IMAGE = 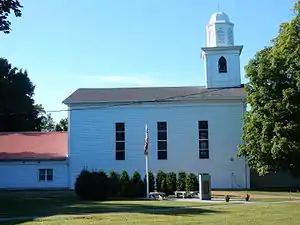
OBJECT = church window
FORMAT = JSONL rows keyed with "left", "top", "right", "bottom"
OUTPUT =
{"left": 218, "top": 56, "right": 227, "bottom": 73}
{"left": 157, "top": 122, "right": 167, "bottom": 160}
{"left": 198, "top": 121, "right": 209, "bottom": 159}
{"left": 38, "top": 168, "right": 53, "bottom": 181}
{"left": 115, "top": 122, "right": 125, "bottom": 160}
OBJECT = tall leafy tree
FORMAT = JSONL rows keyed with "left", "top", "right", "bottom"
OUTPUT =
{"left": 0, "top": 0, "right": 23, "bottom": 34}
{"left": 238, "top": 1, "right": 300, "bottom": 177}
{"left": 35, "top": 104, "right": 56, "bottom": 132}
{"left": 55, "top": 118, "right": 68, "bottom": 131}
{"left": 0, "top": 58, "right": 43, "bottom": 132}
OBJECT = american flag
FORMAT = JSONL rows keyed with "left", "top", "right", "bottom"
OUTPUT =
{"left": 144, "top": 124, "right": 149, "bottom": 155}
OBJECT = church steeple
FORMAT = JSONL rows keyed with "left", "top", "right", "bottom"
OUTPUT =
{"left": 201, "top": 12, "right": 243, "bottom": 88}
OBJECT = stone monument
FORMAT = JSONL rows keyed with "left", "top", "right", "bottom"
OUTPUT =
{"left": 198, "top": 173, "right": 212, "bottom": 200}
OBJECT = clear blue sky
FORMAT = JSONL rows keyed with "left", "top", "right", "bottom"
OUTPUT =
{"left": 0, "top": 0, "right": 296, "bottom": 121}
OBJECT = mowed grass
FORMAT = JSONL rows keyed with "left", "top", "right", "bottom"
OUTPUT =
{"left": 212, "top": 190, "right": 300, "bottom": 198}
{"left": 5, "top": 202, "right": 300, "bottom": 225}
{"left": 1, "top": 190, "right": 300, "bottom": 224}
{"left": 0, "top": 191, "right": 214, "bottom": 218}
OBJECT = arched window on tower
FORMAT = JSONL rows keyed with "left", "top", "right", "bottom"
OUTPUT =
{"left": 218, "top": 56, "right": 227, "bottom": 73}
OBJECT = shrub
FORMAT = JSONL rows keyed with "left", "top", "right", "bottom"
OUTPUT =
{"left": 108, "top": 170, "right": 120, "bottom": 197}
{"left": 165, "top": 172, "right": 177, "bottom": 195}
{"left": 186, "top": 173, "right": 199, "bottom": 191}
{"left": 131, "top": 170, "right": 145, "bottom": 197}
{"left": 75, "top": 169, "right": 109, "bottom": 201}
{"left": 144, "top": 170, "right": 155, "bottom": 193}
{"left": 177, "top": 171, "right": 187, "bottom": 191}
{"left": 75, "top": 169, "right": 91, "bottom": 200}
{"left": 161, "top": 177, "right": 167, "bottom": 194}
{"left": 119, "top": 170, "right": 132, "bottom": 197}
{"left": 156, "top": 170, "right": 167, "bottom": 192}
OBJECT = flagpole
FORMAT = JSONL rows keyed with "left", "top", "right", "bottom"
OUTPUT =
{"left": 144, "top": 124, "right": 150, "bottom": 199}
{"left": 145, "top": 149, "right": 149, "bottom": 198}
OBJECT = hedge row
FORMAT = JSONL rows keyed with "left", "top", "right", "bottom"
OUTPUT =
{"left": 155, "top": 170, "right": 199, "bottom": 195}
{"left": 75, "top": 169, "right": 199, "bottom": 201}
{"left": 75, "top": 170, "right": 146, "bottom": 201}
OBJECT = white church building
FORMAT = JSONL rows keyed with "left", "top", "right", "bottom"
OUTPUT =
{"left": 63, "top": 12, "right": 250, "bottom": 189}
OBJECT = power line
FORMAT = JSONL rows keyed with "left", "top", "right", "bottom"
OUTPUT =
{"left": 1, "top": 86, "right": 243, "bottom": 115}
{"left": 0, "top": 85, "right": 244, "bottom": 116}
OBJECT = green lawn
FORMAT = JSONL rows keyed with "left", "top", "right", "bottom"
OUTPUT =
{"left": 4, "top": 202, "right": 300, "bottom": 225}
{"left": 247, "top": 190, "right": 300, "bottom": 197}
{"left": 0, "top": 191, "right": 216, "bottom": 218}
{"left": 213, "top": 196, "right": 298, "bottom": 202}
{"left": 1, "top": 190, "right": 300, "bottom": 225}
{"left": 212, "top": 190, "right": 300, "bottom": 198}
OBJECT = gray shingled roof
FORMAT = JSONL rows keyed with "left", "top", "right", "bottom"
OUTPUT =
{"left": 62, "top": 85, "right": 245, "bottom": 104}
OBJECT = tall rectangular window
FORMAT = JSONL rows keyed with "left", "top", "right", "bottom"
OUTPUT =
{"left": 157, "top": 121, "right": 167, "bottom": 160}
{"left": 38, "top": 168, "right": 53, "bottom": 181}
{"left": 115, "top": 122, "right": 125, "bottom": 160}
{"left": 198, "top": 121, "right": 209, "bottom": 159}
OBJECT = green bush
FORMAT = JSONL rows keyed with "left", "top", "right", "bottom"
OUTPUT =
{"left": 74, "top": 169, "right": 91, "bottom": 200}
{"left": 166, "top": 172, "right": 177, "bottom": 195}
{"left": 186, "top": 173, "right": 199, "bottom": 191}
{"left": 75, "top": 169, "right": 109, "bottom": 201}
{"left": 177, "top": 171, "right": 187, "bottom": 191}
{"left": 131, "top": 170, "right": 145, "bottom": 197}
{"left": 119, "top": 170, "right": 132, "bottom": 197}
{"left": 144, "top": 170, "right": 155, "bottom": 193}
{"left": 108, "top": 170, "right": 120, "bottom": 197}
{"left": 156, "top": 170, "right": 167, "bottom": 192}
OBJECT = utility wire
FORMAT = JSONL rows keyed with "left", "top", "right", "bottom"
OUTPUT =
{"left": 65, "top": 85, "right": 243, "bottom": 112}
{"left": 0, "top": 85, "right": 244, "bottom": 116}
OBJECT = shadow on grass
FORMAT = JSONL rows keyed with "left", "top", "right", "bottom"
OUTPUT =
{"left": 0, "top": 191, "right": 221, "bottom": 224}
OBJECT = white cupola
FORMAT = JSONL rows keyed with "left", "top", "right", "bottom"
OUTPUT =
{"left": 206, "top": 12, "right": 234, "bottom": 47}
{"left": 201, "top": 12, "right": 243, "bottom": 88}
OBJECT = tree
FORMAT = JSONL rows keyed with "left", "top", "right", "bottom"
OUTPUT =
{"left": 131, "top": 171, "right": 145, "bottom": 197}
{"left": 35, "top": 106, "right": 68, "bottom": 132}
{"left": 108, "top": 170, "right": 120, "bottom": 197}
{"left": 238, "top": 1, "right": 300, "bottom": 177}
{"left": 55, "top": 118, "right": 68, "bottom": 131}
{"left": 0, "top": 0, "right": 23, "bottom": 34}
{"left": 119, "top": 170, "right": 131, "bottom": 197}
{"left": 185, "top": 173, "right": 199, "bottom": 192}
{"left": 156, "top": 170, "right": 167, "bottom": 192}
{"left": 176, "top": 171, "right": 186, "bottom": 191}
{"left": 144, "top": 171, "right": 155, "bottom": 193}
{"left": 35, "top": 104, "right": 56, "bottom": 132}
{"left": 165, "top": 172, "right": 177, "bottom": 195}
{"left": 0, "top": 58, "right": 45, "bottom": 132}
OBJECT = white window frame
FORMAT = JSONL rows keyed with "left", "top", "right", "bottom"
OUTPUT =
{"left": 38, "top": 168, "right": 53, "bottom": 181}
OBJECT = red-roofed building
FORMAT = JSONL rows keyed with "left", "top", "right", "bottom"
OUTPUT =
{"left": 0, "top": 132, "right": 69, "bottom": 189}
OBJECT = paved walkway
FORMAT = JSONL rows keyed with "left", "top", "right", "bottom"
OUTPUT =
{"left": 1, "top": 199, "right": 300, "bottom": 222}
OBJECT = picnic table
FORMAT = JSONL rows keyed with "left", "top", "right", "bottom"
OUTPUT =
{"left": 174, "top": 191, "right": 199, "bottom": 198}
{"left": 149, "top": 192, "right": 167, "bottom": 200}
